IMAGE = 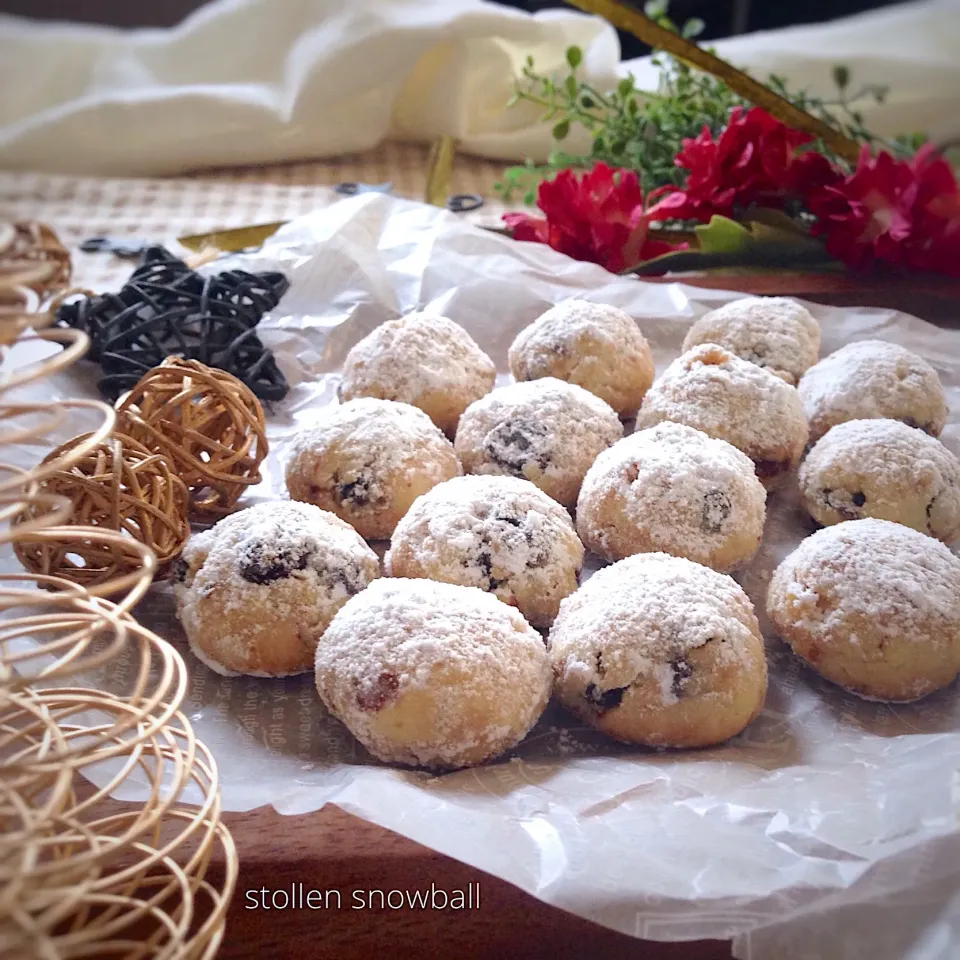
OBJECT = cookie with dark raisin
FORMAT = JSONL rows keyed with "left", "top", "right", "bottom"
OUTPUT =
{"left": 550, "top": 552, "right": 767, "bottom": 748}
{"left": 454, "top": 377, "right": 621, "bottom": 508}
{"left": 577, "top": 423, "right": 766, "bottom": 574}
{"left": 636, "top": 343, "right": 808, "bottom": 490}
{"left": 508, "top": 300, "right": 655, "bottom": 417}
{"left": 173, "top": 501, "right": 379, "bottom": 677}
{"left": 799, "top": 418, "right": 960, "bottom": 543}
{"left": 386, "top": 474, "right": 584, "bottom": 628}
{"left": 285, "top": 397, "right": 461, "bottom": 539}
{"left": 315, "top": 578, "right": 551, "bottom": 770}
{"left": 339, "top": 312, "right": 495, "bottom": 437}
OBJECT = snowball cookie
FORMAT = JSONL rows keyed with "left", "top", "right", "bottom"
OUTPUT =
{"left": 576, "top": 422, "right": 767, "bottom": 572}
{"left": 314, "top": 578, "right": 551, "bottom": 769}
{"left": 454, "top": 378, "right": 622, "bottom": 508}
{"left": 636, "top": 343, "right": 808, "bottom": 488}
{"left": 386, "top": 475, "right": 584, "bottom": 628}
{"left": 767, "top": 519, "right": 960, "bottom": 702}
{"left": 173, "top": 501, "right": 380, "bottom": 677}
{"left": 285, "top": 398, "right": 461, "bottom": 540}
{"left": 799, "top": 419, "right": 960, "bottom": 543}
{"left": 549, "top": 553, "right": 767, "bottom": 748}
{"left": 508, "top": 299, "right": 655, "bottom": 417}
{"left": 681, "top": 296, "right": 820, "bottom": 385}
{"left": 339, "top": 312, "right": 496, "bottom": 437}
{"left": 798, "top": 339, "right": 948, "bottom": 444}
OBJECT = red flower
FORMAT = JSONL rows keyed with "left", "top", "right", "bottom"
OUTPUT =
{"left": 648, "top": 106, "right": 842, "bottom": 223}
{"left": 503, "top": 163, "right": 683, "bottom": 273}
{"left": 807, "top": 144, "right": 960, "bottom": 276}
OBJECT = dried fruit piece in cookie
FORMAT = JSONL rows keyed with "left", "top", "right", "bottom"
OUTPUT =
{"left": 174, "top": 501, "right": 380, "bottom": 677}
{"left": 549, "top": 552, "right": 767, "bottom": 748}
{"left": 766, "top": 518, "right": 960, "bottom": 701}
{"left": 799, "top": 418, "right": 960, "bottom": 543}
{"left": 314, "top": 578, "right": 551, "bottom": 769}
{"left": 285, "top": 398, "right": 461, "bottom": 539}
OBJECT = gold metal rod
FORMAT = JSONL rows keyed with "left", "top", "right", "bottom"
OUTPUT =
{"left": 424, "top": 135, "right": 459, "bottom": 207}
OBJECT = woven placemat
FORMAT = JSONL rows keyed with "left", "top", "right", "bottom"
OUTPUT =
{"left": 0, "top": 142, "right": 511, "bottom": 291}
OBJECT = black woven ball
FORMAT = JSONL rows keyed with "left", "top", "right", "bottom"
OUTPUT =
{"left": 56, "top": 247, "right": 290, "bottom": 403}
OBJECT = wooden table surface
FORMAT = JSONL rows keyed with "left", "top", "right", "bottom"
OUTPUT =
{"left": 211, "top": 804, "right": 733, "bottom": 960}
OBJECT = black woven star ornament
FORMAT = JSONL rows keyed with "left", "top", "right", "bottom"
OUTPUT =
{"left": 56, "top": 246, "right": 291, "bottom": 403}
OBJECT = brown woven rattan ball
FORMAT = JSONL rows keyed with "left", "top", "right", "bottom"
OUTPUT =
{"left": 115, "top": 356, "right": 268, "bottom": 522}
{"left": 13, "top": 432, "right": 189, "bottom": 587}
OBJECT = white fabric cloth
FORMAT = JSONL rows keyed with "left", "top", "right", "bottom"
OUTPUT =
{"left": 0, "top": 0, "right": 958, "bottom": 177}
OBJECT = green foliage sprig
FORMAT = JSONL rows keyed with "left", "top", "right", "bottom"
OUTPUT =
{"left": 495, "top": 1, "right": 926, "bottom": 204}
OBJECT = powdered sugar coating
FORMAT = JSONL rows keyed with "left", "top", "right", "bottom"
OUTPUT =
{"left": 636, "top": 343, "right": 808, "bottom": 488}
{"left": 339, "top": 312, "right": 496, "bottom": 436}
{"left": 799, "top": 418, "right": 960, "bottom": 542}
{"left": 508, "top": 299, "right": 655, "bottom": 417}
{"left": 454, "top": 377, "right": 623, "bottom": 508}
{"left": 767, "top": 518, "right": 960, "bottom": 701}
{"left": 173, "top": 500, "right": 380, "bottom": 677}
{"left": 682, "top": 296, "right": 820, "bottom": 385}
{"left": 576, "top": 422, "right": 767, "bottom": 572}
{"left": 797, "top": 339, "right": 948, "bottom": 443}
{"left": 285, "top": 398, "right": 461, "bottom": 539}
{"left": 549, "top": 552, "right": 767, "bottom": 748}
{"left": 386, "top": 475, "right": 584, "bottom": 628}
{"left": 314, "top": 578, "right": 551, "bottom": 769}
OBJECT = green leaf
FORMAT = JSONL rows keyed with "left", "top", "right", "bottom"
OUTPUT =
{"left": 644, "top": 0, "right": 667, "bottom": 19}
{"left": 617, "top": 77, "right": 635, "bottom": 99}
{"left": 566, "top": 46, "right": 582, "bottom": 70}
{"left": 552, "top": 120, "right": 570, "bottom": 141}
{"left": 622, "top": 217, "right": 834, "bottom": 275}
{"left": 681, "top": 17, "right": 705, "bottom": 39}
{"left": 581, "top": 95, "right": 595, "bottom": 109}
{"left": 525, "top": 55, "right": 534, "bottom": 68}
{"left": 832, "top": 64, "right": 850, "bottom": 91}
{"left": 564, "top": 75, "right": 577, "bottom": 98}
{"left": 737, "top": 207, "right": 809, "bottom": 237}
{"left": 693, "top": 216, "right": 753, "bottom": 254}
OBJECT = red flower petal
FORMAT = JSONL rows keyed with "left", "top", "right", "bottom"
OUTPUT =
{"left": 503, "top": 164, "right": 686, "bottom": 273}
{"left": 808, "top": 143, "right": 960, "bottom": 275}
{"left": 502, "top": 212, "right": 549, "bottom": 243}
{"left": 658, "top": 106, "right": 842, "bottom": 224}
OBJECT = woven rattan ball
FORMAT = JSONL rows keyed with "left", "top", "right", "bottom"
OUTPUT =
{"left": 115, "top": 357, "right": 268, "bottom": 522}
{"left": 13, "top": 432, "right": 189, "bottom": 587}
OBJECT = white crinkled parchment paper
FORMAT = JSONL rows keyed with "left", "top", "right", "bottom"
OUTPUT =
{"left": 4, "top": 193, "right": 960, "bottom": 960}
